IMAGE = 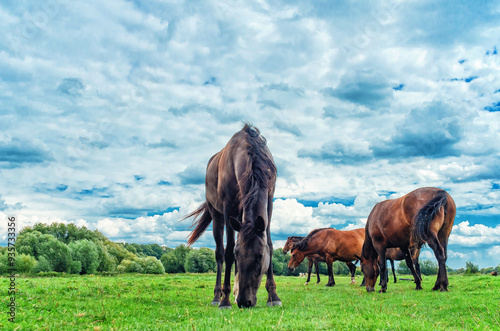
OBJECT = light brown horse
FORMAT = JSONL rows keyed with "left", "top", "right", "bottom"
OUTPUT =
{"left": 283, "top": 236, "right": 357, "bottom": 285}
{"left": 183, "top": 124, "right": 281, "bottom": 308}
{"left": 357, "top": 187, "right": 455, "bottom": 293}
{"left": 288, "top": 228, "right": 365, "bottom": 286}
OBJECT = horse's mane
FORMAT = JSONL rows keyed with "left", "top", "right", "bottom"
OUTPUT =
{"left": 238, "top": 124, "right": 277, "bottom": 212}
{"left": 287, "top": 236, "right": 305, "bottom": 242}
{"left": 291, "top": 228, "right": 330, "bottom": 252}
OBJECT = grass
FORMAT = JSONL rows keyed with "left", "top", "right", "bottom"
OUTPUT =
{"left": 1, "top": 273, "right": 499, "bottom": 330}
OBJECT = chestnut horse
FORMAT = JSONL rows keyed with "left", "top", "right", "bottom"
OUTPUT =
{"left": 357, "top": 187, "right": 455, "bottom": 293}
{"left": 283, "top": 236, "right": 357, "bottom": 285}
{"left": 183, "top": 124, "right": 281, "bottom": 308}
{"left": 288, "top": 228, "right": 365, "bottom": 286}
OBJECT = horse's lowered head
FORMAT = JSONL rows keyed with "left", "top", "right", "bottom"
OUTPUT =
{"left": 230, "top": 214, "right": 270, "bottom": 308}
{"left": 355, "top": 253, "right": 380, "bottom": 292}
{"left": 287, "top": 245, "right": 307, "bottom": 271}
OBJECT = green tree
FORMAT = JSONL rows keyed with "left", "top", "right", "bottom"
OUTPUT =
{"left": 33, "top": 256, "right": 53, "bottom": 273}
{"left": 16, "top": 254, "right": 38, "bottom": 274}
{"left": 137, "top": 256, "right": 165, "bottom": 274}
{"left": 420, "top": 259, "right": 439, "bottom": 275}
{"left": 69, "top": 240, "right": 100, "bottom": 274}
{"left": 397, "top": 260, "right": 411, "bottom": 275}
{"left": 161, "top": 251, "right": 183, "bottom": 273}
{"left": 465, "top": 261, "right": 479, "bottom": 274}
{"left": 185, "top": 248, "right": 217, "bottom": 273}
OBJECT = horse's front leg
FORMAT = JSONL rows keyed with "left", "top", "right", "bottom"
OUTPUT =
{"left": 219, "top": 224, "right": 235, "bottom": 309}
{"left": 305, "top": 258, "right": 313, "bottom": 285}
{"left": 211, "top": 213, "right": 224, "bottom": 305}
{"left": 377, "top": 250, "right": 388, "bottom": 293}
{"left": 265, "top": 237, "right": 281, "bottom": 306}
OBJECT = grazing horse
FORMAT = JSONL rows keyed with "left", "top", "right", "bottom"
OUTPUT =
{"left": 380, "top": 247, "right": 421, "bottom": 285}
{"left": 357, "top": 187, "right": 455, "bottom": 293}
{"left": 283, "top": 236, "right": 357, "bottom": 285}
{"left": 183, "top": 124, "right": 281, "bottom": 308}
{"left": 288, "top": 228, "right": 365, "bottom": 286}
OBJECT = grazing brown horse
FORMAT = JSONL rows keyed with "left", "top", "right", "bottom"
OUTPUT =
{"left": 283, "top": 236, "right": 357, "bottom": 285}
{"left": 357, "top": 187, "right": 455, "bottom": 293}
{"left": 380, "top": 247, "right": 421, "bottom": 284}
{"left": 183, "top": 124, "right": 281, "bottom": 308}
{"left": 288, "top": 228, "right": 365, "bottom": 286}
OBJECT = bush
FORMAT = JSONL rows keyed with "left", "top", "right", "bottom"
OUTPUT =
{"left": 0, "top": 253, "right": 9, "bottom": 274}
{"left": 161, "top": 252, "right": 181, "bottom": 273}
{"left": 69, "top": 260, "right": 82, "bottom": 274}
{"left": 185, "top": 248, "right": 217, "bottom": 273}
{"left": 117, "top": 259, "right": 142, "bottom": 273}
{"left": 34, "top": 256, "right": 53, "bottom": 273}
{"left": 69, "top": 240, "right": 100, "bottom": 274}
{"left": 116, "top": 257, "right": 165, "bottom": 274}
{"left": 16, "top": 254, "right": 38, "bottom": 274}
{"left": 36, "top": 271, "right": 60, "bottom": 277}
{"left": 137, "top": 256, "right": 165, "bottom": 274}
{"left": 420, "top": 259, "right": 439, "bottom": 275}
{"left": 397, "top": 260, "right": 411, "bottom": 275}
{"left": 465, "top": 261, "right": 479, "bottom": 274}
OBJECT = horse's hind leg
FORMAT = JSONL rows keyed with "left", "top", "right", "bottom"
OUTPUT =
{"left": 391, "top": 260, "right": 397, "bottom": 283}
{"left": 325, "top": 257, "right": 335, "bottom": 287}
{"left": 428, "top": 234, "right": 449, "bottom": 291}
{"left": 210, "top": 208, "right": 224, "bottom": 306}
{"left": 315, "top": 260, "right": 321, "bottom": 284}
{"left": 403, "top": 248, "right": 422, "bottom": 290}
{"left": 347, "top": 262, "right": 356, "bottom": 284}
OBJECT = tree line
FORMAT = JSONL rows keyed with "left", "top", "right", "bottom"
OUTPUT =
{"left": 1, "top": 223, "right": 498, "bottom": 276}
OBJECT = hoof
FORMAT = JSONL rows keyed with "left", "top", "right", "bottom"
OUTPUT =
{"left": 267, "top": 300, "right": 282, "bottom": 307}
{"left": 304, "top": 282, "right": 309, "bottom": 285}
{"left": 211, "top": 301, "right": 220, "bottom": 306}
{"left": 416, "top": 285, "right": 423, "bottom": 291}
{"left": 378, "top": 289, "right": 386, "bottom": 293}
{"left": 325, "top": 283, "right": 335, "bottom": 287}
{"left": 218, "top": 304, "right": 232, "bottom": 309}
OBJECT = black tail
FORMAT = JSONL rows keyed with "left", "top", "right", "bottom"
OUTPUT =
{"left": 182, "top": 202, "right": 212, "bottom": 246}
{"left": 413, "top": 190, "right": 448, "bottom": 245}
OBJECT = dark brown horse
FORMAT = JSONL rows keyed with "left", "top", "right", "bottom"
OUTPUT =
{"left": 357, "top": 187, "right": 455, "bottom": 293}
{"left": 183, "top": 124, "right": 281, "bottom": 308}
{"left": 283, "top": 236, "right": 357, "bottom": 285}
{"left": 380, "top": 247, "right": 421, "bottom": 284}
{"left": 288, "top": 228, "right": 365, "bottom": 286}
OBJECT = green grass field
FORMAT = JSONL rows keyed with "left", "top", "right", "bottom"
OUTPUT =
{"left": 1, "top": 273, "right": 499, "bottom": 330}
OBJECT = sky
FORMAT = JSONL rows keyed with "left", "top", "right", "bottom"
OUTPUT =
{"left": 1, "top": 0, "right": 499, "bottom": 269}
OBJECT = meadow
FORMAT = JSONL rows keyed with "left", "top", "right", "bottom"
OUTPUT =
{"left": 1, "top": 273, "right": 499, "bottom": 330}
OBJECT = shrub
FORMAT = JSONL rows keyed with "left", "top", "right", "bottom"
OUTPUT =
{"left": 69, "top": 240, "right": 100, "bottom": 274}
{"left": 16, "top": 254, "right": 38, "bottom": 274}
{"left": 117, "top": 259, "right": 142, "bottom": 273}
{"left": 137, "top": 256, "right": 165, "bottom": 274}
{"left": 185, "top": 248, "right": 217, "bottom": 273}
{"left": 69, "top": 260, "right": 82, "bottom": 274}
{"left": 34, "top": 256, "right": 53, "bottom": 273}
{"left": 420, "top": 259, "right": 439, "bottom": 275}
{"left": 397, "top": 260, "right": 411, "bottom": 275}
{"left": 465, "top": 261, "right": 479, "bottom": 274}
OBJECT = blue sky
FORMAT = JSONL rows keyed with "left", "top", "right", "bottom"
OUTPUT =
{"left": 1, "top": 0, "right": 500, "bottom": 269}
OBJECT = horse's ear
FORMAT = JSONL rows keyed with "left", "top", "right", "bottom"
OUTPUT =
{"left": 255, "top": 216, "right": 266, "bottom": 234}
{"left": 230, "top": 216, "right": 241, "bottom": 232}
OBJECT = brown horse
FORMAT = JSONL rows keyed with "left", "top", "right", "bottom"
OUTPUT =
{"left": 283, "top": 236, "right": 357, "bottom": 285}
{"left": 183, "top": 124, "right": 281, "bottom": 308}
{"left": 288, "top": 228, "right": 365, "bottom": 286}
{"left": 357, "top": 187, "right": 455, "bottom": 293}
{"left": 380, "top": 247, "right": 421, "bottom": 284}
